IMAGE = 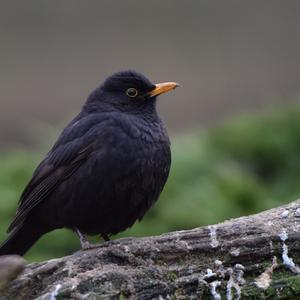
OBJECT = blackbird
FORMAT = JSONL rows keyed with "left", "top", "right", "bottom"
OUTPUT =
{"left": 0, "top": 70, "right": 179, "bottom": 256}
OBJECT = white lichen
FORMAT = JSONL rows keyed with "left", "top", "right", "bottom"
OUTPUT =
{"left": 235, "top": 264, "right": 245, "bottom": 285}
{"left": 281, "top": 210, "right": 289, "bottom": 218}
{"left": 210, "top": 280, "right": 222, "bottom": 300}
{"left": 50, "top": 284, "right": 62, "bottom": 300}
{"left": 226, "top": 269, "right": 236, "bottom": 300}
{"left": 214, "top": 260, "right": 225, "bottom": 277}
{"left": 204, "top": 268, "right": 216, "bottom": 280}
{"left": 203, "top": 260, "right": 245, "bottom": 300}
{"left": 209, "top": 225, "right": 219, "bottom": 248}
{"left": 279, "top": 229, "right": 288, "bottom": 241}
{"left": 123, "top": 245, "right": 130, "bottom": 252}
{"left": 269, "top": 241, "right": 273, "bottom": 253}
{"left": 215, "top": 260, "right": 223, "bottom": 267}
{"left": 205, "top": 267, "right": 222, "bottom": 300}
{"left": 279, "top": 229, "right": 300, "bottom": 274}
{"left": 295, "top": 208, "right": 300, "bottom": 217}
{"left": 159, "top": 295, "right": 172, "bottom": 300}
{"left": 230, "top": 248, "right": 240, "bottom": 257}
{"left": 180, "top": 240, "right": 192, "bottom": 250}
{"left": 255, "top": 256, "right": 278, "bottom": 290}
{"left": 226, "top": 264, "right": 245, "bottom": 300}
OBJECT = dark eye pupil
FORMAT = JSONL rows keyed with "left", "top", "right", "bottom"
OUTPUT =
{"left": 126, "top": 88, "right": 138, "bottom": 97}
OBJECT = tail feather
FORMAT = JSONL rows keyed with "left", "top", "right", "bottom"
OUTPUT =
{"left": 0, "top": 221, "right": 48, "bottom": 256}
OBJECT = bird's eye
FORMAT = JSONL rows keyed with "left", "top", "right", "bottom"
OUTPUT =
{"left": 126, "top": 88, "right": 138, "bottom": 98}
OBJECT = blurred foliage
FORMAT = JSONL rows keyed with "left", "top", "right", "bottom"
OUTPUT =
{"left": 1, "top": 104, "right": 300, "bottom": 261}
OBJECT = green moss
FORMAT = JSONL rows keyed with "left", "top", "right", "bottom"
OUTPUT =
{"left": 167, "top": 272, "right": 178, "bottom": 282}
{"left": 118, "top": 291, "right": 126, "bottom": 300}
{"left": 174, "top": 288, "right": 186, "bottom": 299}
{"left": 242, "top": 273, "right": 300, "bottom": 299}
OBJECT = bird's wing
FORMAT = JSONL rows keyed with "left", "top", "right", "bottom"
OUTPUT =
{"left": 7, "top": 113, "right": 106, "bottom": 233}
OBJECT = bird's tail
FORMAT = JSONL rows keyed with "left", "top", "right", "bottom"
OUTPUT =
{"left": 0, "top": 221, "right": 48, "bottom": 256}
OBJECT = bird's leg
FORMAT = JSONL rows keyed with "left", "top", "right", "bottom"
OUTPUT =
{"left": 75, "top": 228, "right": 94, "bottom": 250}
{"left": 101, "top": 233, "right": 110, "bottom": 242}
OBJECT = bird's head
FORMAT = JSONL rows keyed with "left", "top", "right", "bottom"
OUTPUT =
{"left": 85, "top": 70, "right": 180, "bottom": 113}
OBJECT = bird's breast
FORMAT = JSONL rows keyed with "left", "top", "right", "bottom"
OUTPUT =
{"left": 45, "top": 115, "right": 171, "bottom": 234}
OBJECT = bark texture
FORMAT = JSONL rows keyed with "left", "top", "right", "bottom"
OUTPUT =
{"left": 0, "top": 256, "right": 25, "bottom": 292}
{"left": 2, "top": 200, "right": 300, "bottom": 299}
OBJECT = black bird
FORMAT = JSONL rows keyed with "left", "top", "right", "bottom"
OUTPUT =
{"left": 0, "top": 70, "right": 179, "bottom": 256}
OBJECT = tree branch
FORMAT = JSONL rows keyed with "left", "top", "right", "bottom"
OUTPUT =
{"left": 2, "top": 200, "right": 300, "bottom": 299}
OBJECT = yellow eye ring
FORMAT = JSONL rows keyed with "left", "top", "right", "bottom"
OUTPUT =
{"left": 126, "top": 88, "right": 138, "bottom": 98}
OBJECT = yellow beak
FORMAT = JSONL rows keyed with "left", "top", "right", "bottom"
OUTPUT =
{"left": 148, "top": 82, "right": 180, "bottom": 97}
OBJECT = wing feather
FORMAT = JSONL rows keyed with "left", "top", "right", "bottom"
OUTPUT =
{"left": 7, "top": 115, "right": 102, "bottom": 233}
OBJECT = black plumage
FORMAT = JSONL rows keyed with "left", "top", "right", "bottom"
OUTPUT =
{"left": 0, "top": 70, "right": 179, "bottom": 256}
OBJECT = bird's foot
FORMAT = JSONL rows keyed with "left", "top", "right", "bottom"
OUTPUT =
{"left": 75, "top": 228, "right": 95, "bottom": 250}
{"left": 81, "top": 240, "right": 95, "bottom": 250}
{"left": 101, "top": 233, "right": 110, "bottom": 242}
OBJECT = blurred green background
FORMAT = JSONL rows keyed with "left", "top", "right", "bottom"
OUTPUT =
{"left": 1, "top": 104, "right": 300, "bottom": 261}
{"left": 1, "top": 1, "right": 300, "bottom": 262}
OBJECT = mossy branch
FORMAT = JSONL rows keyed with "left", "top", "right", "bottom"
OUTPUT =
{"left": 2, "top": 200, "right": 300, "bottom": 299}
